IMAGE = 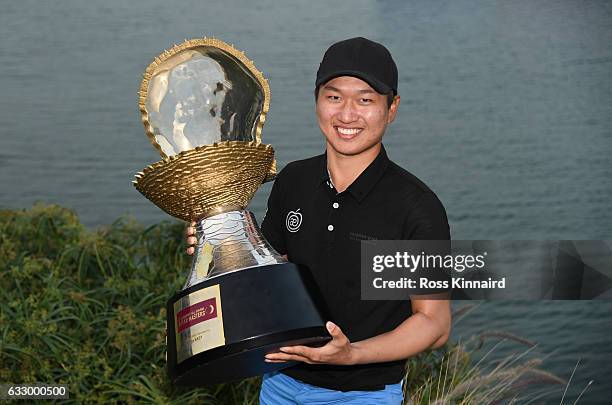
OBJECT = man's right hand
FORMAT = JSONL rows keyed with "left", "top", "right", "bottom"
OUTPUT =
{"left": 185, "top": 221, "right": 197, "bottom": 255}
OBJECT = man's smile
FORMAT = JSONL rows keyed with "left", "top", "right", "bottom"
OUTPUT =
{"left": 334, "top": 126, "right": 364, "bottom": 139}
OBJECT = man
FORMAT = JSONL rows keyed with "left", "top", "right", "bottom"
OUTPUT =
{"left": 186, "top": 37, "right": 451, "bottom": 404}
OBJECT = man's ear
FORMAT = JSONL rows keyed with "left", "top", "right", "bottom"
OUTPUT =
{"left": 387, "top": 95, "right": 401, "bottom": 124}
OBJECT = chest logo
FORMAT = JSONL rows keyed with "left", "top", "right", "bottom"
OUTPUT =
{"left": 286, "top": 209, "right": 302, "bottom": 233}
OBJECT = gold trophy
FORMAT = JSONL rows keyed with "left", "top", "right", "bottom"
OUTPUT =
{"left": 133, "top": 38, "right": 329, "bottom": 386}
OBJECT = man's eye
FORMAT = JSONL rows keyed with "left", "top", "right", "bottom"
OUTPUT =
{"left": 327, "top": 95, "right": 340, "bottom": 101}
{"left": 361, "top": 98, "right": 373, "bottom": 103}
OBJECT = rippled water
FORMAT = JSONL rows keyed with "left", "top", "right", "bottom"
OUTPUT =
{"left": 1, "top": 0, "right": 611, "bottom": 402}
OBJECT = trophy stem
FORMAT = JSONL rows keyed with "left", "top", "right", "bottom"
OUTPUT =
{"left": 184, "top": 210, "right": 286, "bottom": 289}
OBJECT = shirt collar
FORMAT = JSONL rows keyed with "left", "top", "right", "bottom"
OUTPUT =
{"left": 318, "top": 144, "right": 390, "bottom": 203}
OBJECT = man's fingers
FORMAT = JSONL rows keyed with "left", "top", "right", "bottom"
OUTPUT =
{"left": 265, "top": 352, "right": 313, "bottom": 364}
{"left": 185, "top": 221, "right": 196, "bottom": 237}
{"left": 185, "top": 223, "right": 196, "bottom": 256}
{"left": 326, "top": 321, "right": 349, "bottom": 344}
{"left": 279, "top": 345, "right": 317, "bottom": 358}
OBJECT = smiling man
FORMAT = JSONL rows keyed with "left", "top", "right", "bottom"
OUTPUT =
{"left": 187, "top": 37, "right": 451, "bottom": 404}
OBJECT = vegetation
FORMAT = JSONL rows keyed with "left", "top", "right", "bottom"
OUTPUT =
{"left": 1, "top": 204, "right": 567, "bottom": 404}
{"left": 405, "top": 314, "right": 566, "bottom": 404}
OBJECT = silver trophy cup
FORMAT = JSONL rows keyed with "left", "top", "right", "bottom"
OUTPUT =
{"left": 133, "top": 38, "right": 330, "bottom": 386}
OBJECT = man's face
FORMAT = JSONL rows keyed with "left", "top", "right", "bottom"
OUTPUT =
{"left": 316, "top": 76, "right": 399, "bottom": 157}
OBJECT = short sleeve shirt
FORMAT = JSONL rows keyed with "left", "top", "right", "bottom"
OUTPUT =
{"left": 261, "top": 144, "right": 450, "bottom": 391}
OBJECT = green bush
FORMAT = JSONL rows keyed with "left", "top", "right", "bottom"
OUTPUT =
{"left": 0, "top": 204, "right": 259, "bottom": 404}
{"left": 0, "top": 204, "right": 567, "bottom": 404}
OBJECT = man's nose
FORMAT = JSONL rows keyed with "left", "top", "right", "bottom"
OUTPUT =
{"left": 337, "top": 101, "right": 359, "bottom": 123}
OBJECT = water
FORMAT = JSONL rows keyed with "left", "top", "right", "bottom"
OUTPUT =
{"left": 1, "top": 0, "right": 611, "bottom": 402}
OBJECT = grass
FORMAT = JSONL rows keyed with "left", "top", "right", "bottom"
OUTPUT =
{"left": 0, "top": 204, "right": 573, "bottom": 404}
{"left": 404, "top": 319, "right": 567, "bottom": 404}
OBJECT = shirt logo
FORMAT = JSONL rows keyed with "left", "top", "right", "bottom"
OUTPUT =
{"left": 286, "top": 209, "right": 302, "bottom": 233}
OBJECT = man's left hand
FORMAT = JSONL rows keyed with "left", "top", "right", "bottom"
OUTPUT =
{"left": 265, "top": 321, "right": 358, "bottom": 365}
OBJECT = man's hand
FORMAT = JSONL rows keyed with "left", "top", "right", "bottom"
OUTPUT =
{"left": 264, "top": 296, "right": 451, "bottom": 366}
{"left": 185, "top": 221, "right": 196, "bottom": 255}
{"left": 265, "top": 321, "right": 358, "bottom": 366}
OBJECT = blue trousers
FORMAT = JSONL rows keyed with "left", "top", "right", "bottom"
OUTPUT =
{"left": 259, "top": 371, "right": 404, "bottom": 404}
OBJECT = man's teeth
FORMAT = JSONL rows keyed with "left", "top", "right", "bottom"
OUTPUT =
{"left": 336, "top": 127, "right": 361, "bottom": 135}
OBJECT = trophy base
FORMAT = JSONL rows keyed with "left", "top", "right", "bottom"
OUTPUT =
{"left": 166, "top": 262, "right": 331, "bottom": 386}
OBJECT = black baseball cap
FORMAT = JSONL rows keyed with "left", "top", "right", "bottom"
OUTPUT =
{"left": 315, "top": 37, "right": 398, "bottom": 95}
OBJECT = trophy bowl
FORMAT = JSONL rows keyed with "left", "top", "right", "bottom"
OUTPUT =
{"left": 133, "top": 38, "right": 330, "bottom": 386}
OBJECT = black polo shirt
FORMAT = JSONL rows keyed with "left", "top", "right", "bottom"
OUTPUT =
{"left": 260, "top": 144, "right": 450, "bottom": 392}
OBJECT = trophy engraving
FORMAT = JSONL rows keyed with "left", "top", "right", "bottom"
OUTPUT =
{"left": 133, "top": 38, "right": 329, "bottom": 386}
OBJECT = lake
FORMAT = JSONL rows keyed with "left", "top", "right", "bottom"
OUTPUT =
{"left": 1, "top": 0, "right": 611, "bottom": 402}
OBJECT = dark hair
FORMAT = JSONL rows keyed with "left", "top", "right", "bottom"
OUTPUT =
{"left": 314, "top": 85, "right": 395, "bottom": 108}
